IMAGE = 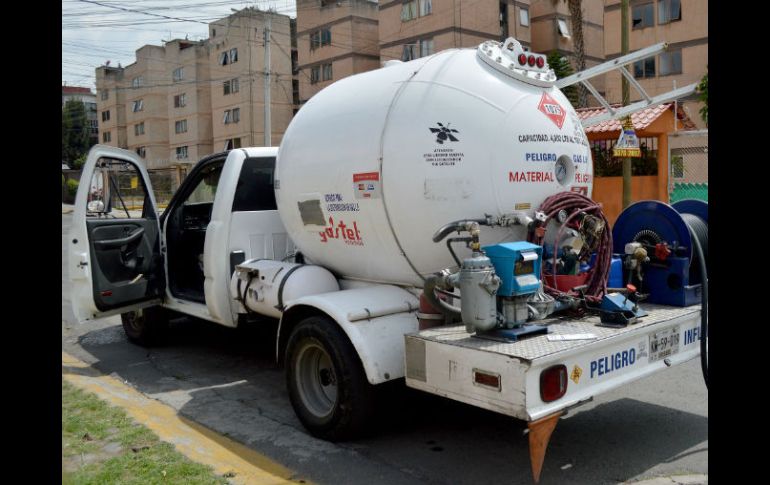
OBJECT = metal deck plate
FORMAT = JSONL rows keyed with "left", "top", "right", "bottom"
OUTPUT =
{"left": 410, "top": 305, "right": 701, "bottom": 362}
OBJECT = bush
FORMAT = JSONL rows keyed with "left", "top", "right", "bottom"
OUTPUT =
{"left": 66, "top": 178, "right": 79, "bottom": 197}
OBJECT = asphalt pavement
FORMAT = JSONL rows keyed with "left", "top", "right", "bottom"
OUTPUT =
{"left": 62, "top": 211, "right": 707, "bottom": 484}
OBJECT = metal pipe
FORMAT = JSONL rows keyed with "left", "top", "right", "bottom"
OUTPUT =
{"left": 424, "top": 274, "right": 462, "bottom": 318}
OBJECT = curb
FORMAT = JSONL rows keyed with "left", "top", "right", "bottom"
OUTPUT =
{"left": 62, "top": 351, "right": 303, "bottom": 485}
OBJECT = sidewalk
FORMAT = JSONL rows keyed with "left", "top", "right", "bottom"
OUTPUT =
{"left": 62, "top": 203, "right": 74, "bottom": 214}
{"left": 625, "top": 474, "right": 707, "bottom": 485}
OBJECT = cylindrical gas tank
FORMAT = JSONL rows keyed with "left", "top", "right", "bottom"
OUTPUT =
{"left": 276, "top": 38, "right": 593, "bottom": 287}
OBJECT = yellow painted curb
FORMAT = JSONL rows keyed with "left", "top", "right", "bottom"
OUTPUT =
{"left": 62, "top": 351, "right": 304, "bottom": 485}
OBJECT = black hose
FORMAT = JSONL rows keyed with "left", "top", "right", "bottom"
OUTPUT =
{"left": 432, "top": 219, "right": 488, "bottom": 243}
{"left": 446, "top": 237, "right": 473, "bottom": 266}
{"left": 424, "top": 275, "right": 462, "bottom": 318}
{"left": 686, "top": 221, "right": 708, "bottom": 389}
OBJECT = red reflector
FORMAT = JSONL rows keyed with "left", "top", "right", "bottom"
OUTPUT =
{"left": 473, "top": 369, "right": 501, "bottom": 390}
{"left": 528, "top": 55, "right": 536, "bottom": 67}
{"left": 101, "top": 290, "right": 113, "bottom": 297}
{"left": 536, "top": 56, "right": 545, "bottom": 68}
{"left": 540, "top": 365, "right": 568, "bottom": 402}
{"left": 518, "top": 53, "right": 527, "bottom": 65}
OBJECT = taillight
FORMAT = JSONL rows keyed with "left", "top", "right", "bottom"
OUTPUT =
{"left": 540, "top": 365, "right": 568, "bottom": 402}
{"left": 528, "top": 55, "right": 536, "bottom": 67}
{"left": 518, "top": 53, "right": 527, "bottom": 65}
{"left": 536, "top": 56, "right": 545, "bottom": 68}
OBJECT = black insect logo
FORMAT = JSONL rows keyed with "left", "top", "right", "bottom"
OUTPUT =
{"left": 429, "top": 123, "right": 459, "bottom": 144}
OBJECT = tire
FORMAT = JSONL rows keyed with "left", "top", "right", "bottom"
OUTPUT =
{"left": 285, "top": 316, "right": 375, "bottom": 441}
{"left": 121, "top": 306, "right": 169, "bottom": 347}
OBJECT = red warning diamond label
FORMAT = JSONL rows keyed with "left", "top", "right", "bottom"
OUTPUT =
{"left": 537, "top": 92, "right": 566, "bottom": 129}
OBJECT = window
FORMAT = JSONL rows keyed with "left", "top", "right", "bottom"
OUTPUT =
{"left": 672, "top": 155, "right": 684, "bottom": 178}
{"left": 557, "top": 19, "right": 571, "bottom": 38}
{"left": 219, "top": 51, "right": 229, "bottom": 65}
{"left": 310, "top": 66, "right": 320, "bottom": 84}
{"left": 659, "top": 50, "right": 682, "bottom": 76}
{"left": 172, "top": 67, "right": 184, "bottom": 82}
{"left": 632, "top": 3, "right": 655, "bottom": 29}
{"left": 174, "top": 93, "right": 186, "bottom": 108}
{"left": 134, "top": 122, "right": 144, "bottom": 136}
{"left": 322, "top": 63, "right": 333, "bottom": 81}
{"left": 420, "top": 38, "right": 434, "bottom": 57}
{"left": 520, "top": 8, "right": 530, "bottom": 27}
{"left": 232, "top": 157, "right": 278, "bottom": 212}
{"left": 176, "top": 146, "right": 188, "bottom": 160}
{"left": 101, "top": 110, "right": 110, "bottom": 122}
{"left": 402, "top": 44, "right": 417, "bottom": 61}
{"left": 223, "top": 108, "right": 240, "bottom": 124}
{"left": 310, "top": 29, "right": 331, "bottom": 50}
{"left": 100, "top": 90, "right": 109, "bottom": 101}
{"left": 131, "top": 76, "right": 143, "bottom": 88}
{"left": 223, "top": 78, "right": 239, "bottom": 95}
{"left": 131, "top": 99, "right": 143, "bottom": 112}
{"left": 633, "top": 58, "right": 656, "bottom": 78}
{"left": 136, "top": 146, "right": 146, "bottom": 158}
{"left": 102, "top": 131, "right": 111, "bottom": 142}
{"left": 230, "top": 48, "right": 238, "bottom": 63}
{"left": 419, "top": 0, "right": 432, "bottom": 17}
{"left": 86, "top": 158, "right": 150, "bottom": 219}
{"left": 658, "top": 0, "right": 681, "bottom": 24}
{"left": 175, "top": 119, "right": 188, "bottom": 134}
{"left": 212, "top": 28, "right": 216, "bottom": 37}
{"left": 186, "top": 164, "right": 222, "bottom": 204}
{"left": 401, "top": 0, "right": 417, "bottom": 22}
{"left": 224, "top": 137, "right": 242, "bottom": 150}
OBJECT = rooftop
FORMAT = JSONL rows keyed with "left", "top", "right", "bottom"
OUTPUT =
{"left": 576, "top": 103, "right": 697, "bottom": 133}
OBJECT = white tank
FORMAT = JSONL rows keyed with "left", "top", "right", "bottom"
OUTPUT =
{"left": 275, "top": 39, "right": 593, "bottom": 288}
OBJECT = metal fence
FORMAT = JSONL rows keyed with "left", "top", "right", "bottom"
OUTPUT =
{"left": 668, "top": 129, "right": 708, "bottom": 203}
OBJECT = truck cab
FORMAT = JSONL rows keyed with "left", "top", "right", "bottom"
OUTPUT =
{"left": 69, "top": 145, "right": 290, "bottom": 332}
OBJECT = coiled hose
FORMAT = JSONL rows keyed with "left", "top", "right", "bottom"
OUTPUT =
{"left": 531, "top": 192, "right": 613, "bottom": 303}
{"left": 682, "top": 212, "right": 708, "bottom": 389}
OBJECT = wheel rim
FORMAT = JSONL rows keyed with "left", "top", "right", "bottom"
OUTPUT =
{"left": 295, "top": 340, "right": 338, "bottom": 419}
{"left": 125, "top": 310, "right": 145, "bottom": 333}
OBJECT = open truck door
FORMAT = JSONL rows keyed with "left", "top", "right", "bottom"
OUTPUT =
{"left": 68, "top": 145, "right": 165, "bottom": 323}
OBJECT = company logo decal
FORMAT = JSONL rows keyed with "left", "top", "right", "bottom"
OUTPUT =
{"left": 429, "top": 122, "right": 460, "bottom": 144}
{"left": 319, "top": 217, "right": 363, "bottom": 246}
{"left": 537, "top": 92, "right": 566, "bottom": 129}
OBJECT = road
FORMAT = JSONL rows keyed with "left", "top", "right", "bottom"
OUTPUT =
{"left": 62, "top": 213, "right": 707, "bottom": 484}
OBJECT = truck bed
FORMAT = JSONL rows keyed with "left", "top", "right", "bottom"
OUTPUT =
{"left": 404, "top": 304, "right": 703, "bottom": 421}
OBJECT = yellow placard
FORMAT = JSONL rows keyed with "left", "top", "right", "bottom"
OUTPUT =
{"left": 613, "top": 148, "right": 642, "bottom": 158}
{"left": 130, "top": 176, "right": 138, "bottom": 189}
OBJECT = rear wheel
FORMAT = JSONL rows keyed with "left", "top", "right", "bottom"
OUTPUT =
{"left": 285, "top": 316, "right": 375, "bottom": 441}
{"left": 121, "top": 306, "right": 169, "bottom": 346}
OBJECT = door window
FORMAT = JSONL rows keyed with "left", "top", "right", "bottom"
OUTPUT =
{"left": 86, "top": 158, "right": 152, "bottom": 219}
{"left": 185, "top": 164, "right": 223, "bottom": 205}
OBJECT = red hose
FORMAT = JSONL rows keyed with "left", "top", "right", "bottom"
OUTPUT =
{"left": 530, "top": 192, "right": 612, "bottom": 303}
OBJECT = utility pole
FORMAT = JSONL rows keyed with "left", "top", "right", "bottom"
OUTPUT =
{"left": 621, "top": 0, "right": 631, "bottom": 209}
{"left": 263, "top": 14, "right": 272, "bottom": 147}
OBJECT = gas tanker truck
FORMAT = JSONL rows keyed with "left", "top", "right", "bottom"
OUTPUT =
{"left": 70, "top": 38, "right": 706, "bottom": 482}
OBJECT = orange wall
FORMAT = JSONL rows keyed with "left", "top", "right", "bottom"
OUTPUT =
{"left": 592, "top": 176, "right": 662, "bottom": 226}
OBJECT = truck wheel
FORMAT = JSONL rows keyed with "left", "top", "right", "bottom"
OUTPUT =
{"left": 121, "top": 306, "right": 169, "bottom": 346}
{"left": 285, "top": 316, "right": 375, "bottom": 441}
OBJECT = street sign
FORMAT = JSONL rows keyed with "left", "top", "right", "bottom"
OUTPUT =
{"left": 613, "top": 117, "right": 641, "bottom": 158}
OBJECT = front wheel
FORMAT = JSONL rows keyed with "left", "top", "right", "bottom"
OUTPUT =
{"left": 121, "top": 306, "right": 169, "bottom": 347}
{"left": 285, "top": 316, "right": 375, "bottom": 441}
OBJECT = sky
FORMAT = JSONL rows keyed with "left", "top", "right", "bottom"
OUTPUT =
{"left": 62, "top": 0, "right": 298, "bottom": 90}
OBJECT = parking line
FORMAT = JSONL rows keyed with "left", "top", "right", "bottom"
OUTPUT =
{"left": 62, "top": 351, "right": 305, "bottom": 485}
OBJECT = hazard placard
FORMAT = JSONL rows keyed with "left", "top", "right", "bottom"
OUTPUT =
{"left": 537, "top": 92, "right": 567, "bottom": 129}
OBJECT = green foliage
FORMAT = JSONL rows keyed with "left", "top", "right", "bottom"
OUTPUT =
{"left": 547, "top": 51, "right": 578, "bottom": 107}
{"left": 67, "top": 178, "right": 79, "bottom": 197}
{"left": 72, "top": 154, "right": 87, "bottom": 170}
{"left": 697, "top": 68, "right": 708, "bottom": 127}
{"left": 62, "top": 99, "right": 91, "bottom": 164}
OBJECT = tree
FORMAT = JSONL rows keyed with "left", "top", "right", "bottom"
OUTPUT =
{"left": 697, "top": 68, "right": 708, "bottom": 127}
{"left": 547, "top": 51, "right": 578, "bottom": 107}
{"left": 62, "top": 99, "right": 90, "bottom": 164}
{"left": 553, "top": 0, "right": 587, "bottom": 107}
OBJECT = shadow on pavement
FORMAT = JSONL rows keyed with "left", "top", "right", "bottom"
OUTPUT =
{"left": 78, "top": 319, "right": 708, "bottom": 485}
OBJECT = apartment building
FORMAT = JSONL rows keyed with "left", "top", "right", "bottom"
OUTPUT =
{"left": 165, "top": 39, "right": 212, "bottom": 164}
{"left": 295, "top": 0, "right": 379, "bottom": 105}
{"left": 62, "top": 86, "right": 99, "bottom": 146}
{"left": 207, "top": 8, "right": 295, "bottom": 150}
{"left": 604, "top": 0, "right": 707, "bottom": 128}
{"left": 95, "top": 66, "right": 128, "bottom": 150}
{"left": 379, "top": 0, "right": 533, "bottom": 64}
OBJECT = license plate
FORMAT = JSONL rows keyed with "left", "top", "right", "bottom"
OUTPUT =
{"left": 648, "top": 326, "right": 680, "bottom": 362}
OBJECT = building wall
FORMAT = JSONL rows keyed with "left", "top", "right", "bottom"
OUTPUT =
{"left": 604, "top": 0, "right": 707, "bottom": 128}
{"left": 296, "top": 0, "right": 379, "bottom": 104}
{"left": 208, "top": 9, "right": 295, "bottom": 149}
{"left": 95, "top": 67, "right": 128, "bottom": 149}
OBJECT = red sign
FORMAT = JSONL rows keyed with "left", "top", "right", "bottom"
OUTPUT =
{"left": 353, "top": 172, "right": 379, "bottom": 182}
{"left": 537, "top": 92, "right": 566, "bottom": 129}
